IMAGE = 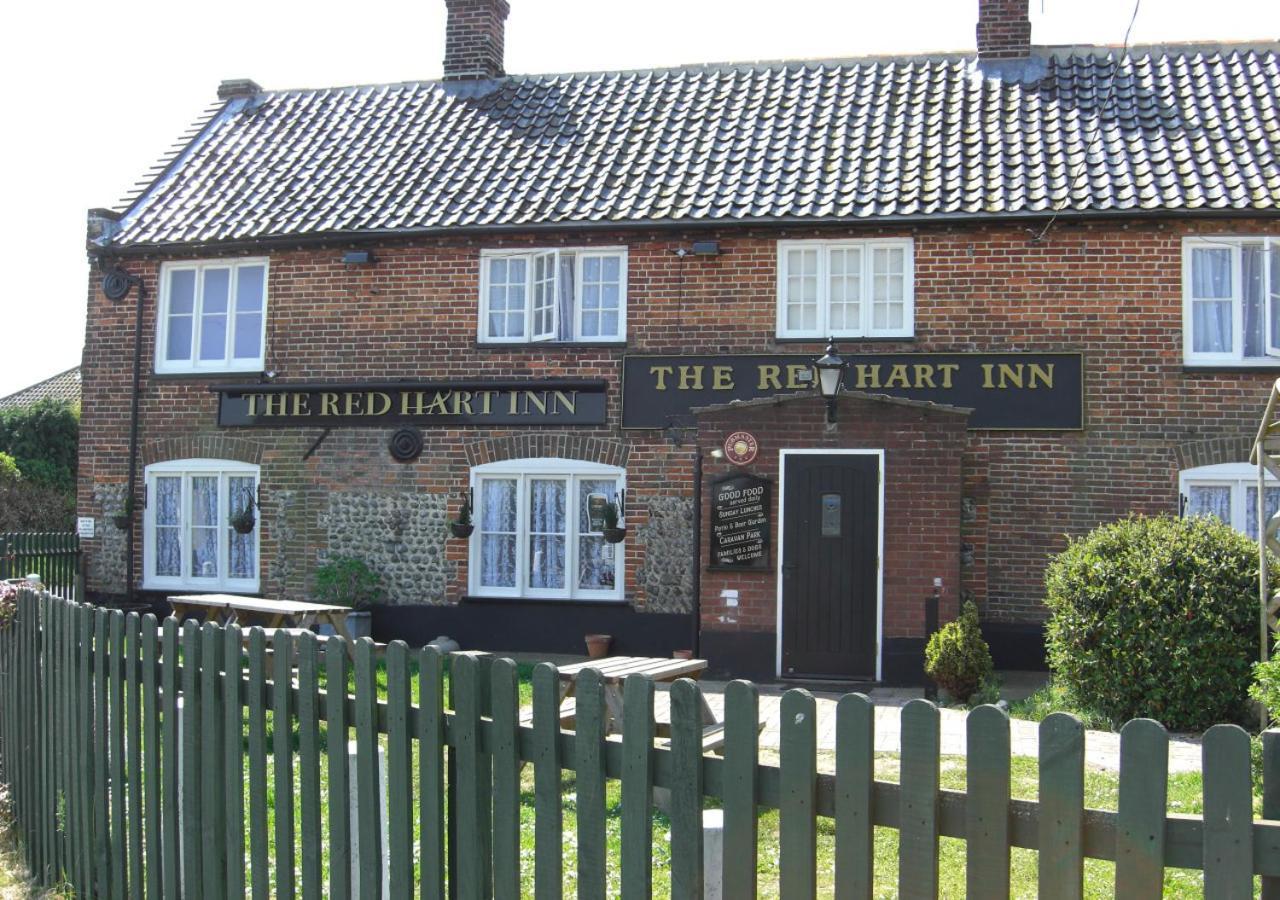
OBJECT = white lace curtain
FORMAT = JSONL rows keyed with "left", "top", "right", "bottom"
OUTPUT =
{"left": 1192, "top": 247, "right": 1233, "bottom": 353}
{"left": 477, "top": 474, "right": 619, "bottom": 595}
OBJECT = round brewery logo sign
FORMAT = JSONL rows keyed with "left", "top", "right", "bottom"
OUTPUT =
{"left": 723, "top": 431, "right": 759, "bottom": 466}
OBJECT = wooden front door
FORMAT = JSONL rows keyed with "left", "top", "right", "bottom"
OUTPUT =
{"left": 780, "top": 453, "right": 880, "bottom": 679}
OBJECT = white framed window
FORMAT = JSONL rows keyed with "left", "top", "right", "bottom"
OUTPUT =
{"left": 1180, "top": 462, "right": 1280, "bottom": 540}
{"left": 776, "top": 239, "right": 914, "bottom": 339}
{"left": 478, "top": 248, "right": 627, "bottom": 343}
{"left": 469, "top": 458, "right": 624, "bottom": 601}
{"left": 143, "top": 458, "right": 260, "bottom": 592}
{"left": 156, "top": 258, "right": 269, "bottom": 374}
{"left": 1183, "top": 237, "right": 1280, "bottom": 365}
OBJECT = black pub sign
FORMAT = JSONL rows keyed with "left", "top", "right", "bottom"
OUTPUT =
{"left": 710, "top": 473, "right": 771, "bottom": 570}
{"left": 622, "top": 353, "right": 1084, "bottom": 430}
{"left": 217, "top": 380, "right": 607, "bottom": 427}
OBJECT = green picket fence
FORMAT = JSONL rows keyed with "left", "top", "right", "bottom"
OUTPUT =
{"left": 0, "top": 533, "right": 81, "bottom": 600}
{"left": 5, "top": 589, "right": 1280, "bottom": 898}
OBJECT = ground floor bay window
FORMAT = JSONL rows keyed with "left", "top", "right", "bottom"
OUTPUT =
{"left": 469, "top": 458, "right": 624, "bottom": 601}
{"left": 142, "top": 458, "right": 260, "bottom": 592}
{"left": 1181, "top": 462, "right": 1280, "bottom": 540}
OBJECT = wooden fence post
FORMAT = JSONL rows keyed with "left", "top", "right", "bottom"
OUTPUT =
{"left": 1261, "top": 728, "right": 1280, "bottom": 899}
{"left": 899, "top": 699, "right": 941, "bottom": 898}
{"left": 1116, "top": 719, "right": 1169, "bottom": 896}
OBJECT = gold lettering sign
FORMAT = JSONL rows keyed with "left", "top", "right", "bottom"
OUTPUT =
{"left": 621, "top": 354, "right": 1084, "bottom": 430}
{"left": 218, "top": 381, "right": 607, "bottom": 428}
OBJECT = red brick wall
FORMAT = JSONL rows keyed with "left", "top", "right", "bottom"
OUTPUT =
{"left": 695, "top": 393, "right": 968, "bottom": 642}
{"left": 79, "top": 216, "right": 1280, "bottom": 624}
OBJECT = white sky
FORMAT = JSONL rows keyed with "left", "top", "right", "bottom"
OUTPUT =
{"left": 0, "top": 0, "right": 1275, "bottom": 398}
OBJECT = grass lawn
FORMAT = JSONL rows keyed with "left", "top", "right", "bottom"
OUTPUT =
{"left": 523, "top": 751, "right": 1222, "bottom": 898}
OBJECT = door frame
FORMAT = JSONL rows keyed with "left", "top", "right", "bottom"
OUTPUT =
{"left": 775, "top": 448, "right": 885, "bottom": 681}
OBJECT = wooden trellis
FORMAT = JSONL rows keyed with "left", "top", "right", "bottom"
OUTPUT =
{"left": 1250, "top": 377, "right": 1280, "bottom": 662}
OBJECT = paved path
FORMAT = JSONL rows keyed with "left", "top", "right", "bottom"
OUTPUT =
{"left": 670, "top": 682, "right": 1204, "bottom": 774}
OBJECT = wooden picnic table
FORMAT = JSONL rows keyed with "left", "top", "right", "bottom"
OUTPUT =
{"left": 166, "top": 593, "right": 354, "bottom": 642}
{"left": 553, "top": 655, "right": 717, "bottom": 736}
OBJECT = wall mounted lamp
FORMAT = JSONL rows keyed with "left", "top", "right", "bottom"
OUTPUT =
{"left": 342, "top": 250, "right": 375, "bottom": 265}
{"left": 673, "top": 240, "right": 721, "bottom": 258}
{"left": 812, "top": 337, "right": 847, "bottom": 425}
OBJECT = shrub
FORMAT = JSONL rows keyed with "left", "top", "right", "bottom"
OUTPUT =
{"left": 312, "top": 556, "right": 385, "bottom": 611}
{"left": 0, "top": 477, "right": 76, "bottom": 532}
{"left": 924, "top": 600, "right": 993, "bottom": 704}
{"left": 1045, "top": 514, "right": 1269, "bottom": 731}
{"left": 0, "top": 452, "right": 19, "bottom": 484}
{"left": 0, "top": 582, "right": 17, "bottom": 630}
{"left": 0, "top": 399, "right": 78, "bottom": 491}
{"left": 1250, "top": 656, "right": 1280, "bottom": 715}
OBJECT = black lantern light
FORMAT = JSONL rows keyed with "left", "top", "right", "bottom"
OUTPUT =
{"left": 812, "top": 337, "right": 847, "bottom": 424}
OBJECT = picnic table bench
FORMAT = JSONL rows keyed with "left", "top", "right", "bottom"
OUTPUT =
{"left": 166, "top": 594, "right": 355, "bottom": 642}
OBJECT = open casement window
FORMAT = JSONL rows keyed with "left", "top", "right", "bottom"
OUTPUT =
{"left": 469, "top": 458, "right": 624, "bottom": 601}
{"left": 1180, "top": 462, "right": 1280, "bottom": 540}
{"left": 479, "top": 248, "right": 626, "bottom": 343}
{"left": 776, "top": 239, "right": 914, "bottom": 339}
{"left": 142, "top": 459, "right": 260, "bottom": 592}
{"left": 156, "top": 258, "right": 268, "bottom": 374}
{"left": 1184, "top": 237, "right": 1280, "bottom": 364}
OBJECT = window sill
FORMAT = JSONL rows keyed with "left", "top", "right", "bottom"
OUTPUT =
{"left": 461, "top": 594, "right": 630, "bottom": 606}
{"left": 772, "top": 336, "right": 917, "bottom": 345}
{"left": 151, "top": 370, "right": 265, "bottom": 382}
{"left": 144, "top": 583, "right": 262, "bottom": 595}
{"left": 475, "top": 342, "right": 628, "bottom": 351}
{"left": 1182, "top": 364, "right": 1280, "bottom": 374}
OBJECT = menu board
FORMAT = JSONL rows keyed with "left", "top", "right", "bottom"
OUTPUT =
{"left": 710, "top": 474, "right": 771, "bottom": 570}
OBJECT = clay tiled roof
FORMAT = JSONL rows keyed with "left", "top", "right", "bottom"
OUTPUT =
{"left": 101, "top": 44, "right": 1280, "bottom": 250}
{"left": 0, "top": 367, "right": 81, "bottom": 412}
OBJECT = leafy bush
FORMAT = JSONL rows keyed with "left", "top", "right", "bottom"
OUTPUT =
{"left": 924, "top": 600, "right": 993, "bottom": 704}
{"left": 0, "top": 582, "right": 17, "bottom": 630}
{"left": 0, "top": 452, "right": 19, "bottom": 484}
{"left": 0, "top": 399, "right": 78, "bottom": 491}
{"left": 1045, "top": 514, "right": 1268, "bottom": 731}
{"left": 0, "top": 478, "right": 76, "bottom": 532}
{"left": 1250, "top": 655, "right": 1280, "bottom": 714}
{"left": 312, "top": 556, "right": 385, "bottom": 611}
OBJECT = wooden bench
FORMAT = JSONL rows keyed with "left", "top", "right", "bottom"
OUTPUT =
{"left": 659, "top": 719, "right": 765, "bottom": 756}
{"left": 519, "top": 697, "right": 578, "bottom": 728}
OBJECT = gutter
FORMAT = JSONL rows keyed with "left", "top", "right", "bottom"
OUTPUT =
{"left": 93, "top": 205, "right": 1280, "bottom": 259}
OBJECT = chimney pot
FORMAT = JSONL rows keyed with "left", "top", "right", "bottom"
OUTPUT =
{"left": 443, "top": 0, "right": 510, "bottom": 82}
{"left": 976, "top": 0, "right": 1032, "bottom": 60}
{"left": 218, "top": 79, "right": 263, "bottom": 99}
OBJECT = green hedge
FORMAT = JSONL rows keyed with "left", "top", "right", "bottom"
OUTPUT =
{"left": 1044, "top": 514, "right": 1269, "bottom": 731}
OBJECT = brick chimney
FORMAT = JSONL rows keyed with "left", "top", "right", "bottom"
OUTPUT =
{"left": 976, "top": 0, "right": 1032, "bottom": 59}
{"left": 443, "top": 0, "right": 511, "bottom": 81}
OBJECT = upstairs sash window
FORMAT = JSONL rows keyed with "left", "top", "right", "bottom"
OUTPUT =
{"left": 1184, "top": 237, "right": 1280, "bottom": 364}
{"left": 776, "top": 239, "right": 914, "bottom": 339}
{"left": 470, "top": 458, "right": 624, "bottom": 601}
{"left": 479, "top": 249, "right": 626, "bottom": 343}
{"left": 157, "top": 259, "right": 268, "bottom": 373}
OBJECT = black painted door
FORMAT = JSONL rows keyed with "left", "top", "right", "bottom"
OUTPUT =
{"left": 780, "top": 453, "right": 879, "bottom": 678}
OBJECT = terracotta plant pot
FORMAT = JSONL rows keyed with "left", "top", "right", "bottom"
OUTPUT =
{"left": 672, "top": 649, "right": 694, "bottom": 660}
{"left": 585, "top": 634, "right": 612, "bottom": 659}
{"left": 449, "top": 522, "right": 475, "bottom": 539}
{"left": 603, "top": 526, "right": 626, "bottom": 544}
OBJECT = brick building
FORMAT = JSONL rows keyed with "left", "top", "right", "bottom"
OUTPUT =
{"left": 79, "top": 0, "right": 1280, "bottom": 681}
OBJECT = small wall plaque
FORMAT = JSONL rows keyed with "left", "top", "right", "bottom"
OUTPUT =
{"left": 76, "top": 517, "right": 95, "bottom": 539}
{"left": 723, "top": 431, "right": 759, "bottom": 466}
